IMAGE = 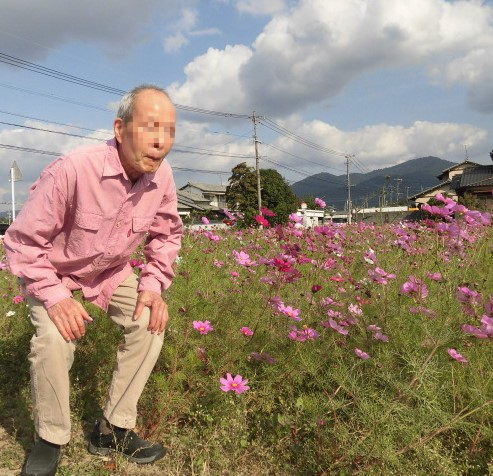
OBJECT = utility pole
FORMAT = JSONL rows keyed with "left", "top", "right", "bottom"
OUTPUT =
{"left": 252, "top": 111, "right": 262, "bottom": 214}
{"left": 10, "top": 161, "right": 22, "bottom": 221}
{"left": 345, "top": 155, "right": 352, "bottom": 224}
{"left": 394, "top": 178, "right": 402, "bottom": 205}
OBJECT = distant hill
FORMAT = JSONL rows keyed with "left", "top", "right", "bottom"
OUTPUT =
{"left": 291, "top": 156, "right": 456, "bottom": 209}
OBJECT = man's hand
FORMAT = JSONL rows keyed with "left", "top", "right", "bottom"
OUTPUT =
{"left": 47, "top": 298, "right": 93, "bottom": 342}
{"left": 133, "top": 290, "right": 169, "bottom": 334}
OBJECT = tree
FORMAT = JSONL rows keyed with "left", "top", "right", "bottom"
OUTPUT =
{"left": 259, "top": 169, "right": 298, "bottom": 225}
{"left": 225, "top": 163, "right": 298, "bottom": 226}
{"left": 225, "top": 163, "right": 258, "bottom": 225}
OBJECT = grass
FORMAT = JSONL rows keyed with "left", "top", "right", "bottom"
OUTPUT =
{"left": 1, "top": 206, "right": 493, "bottom": 475}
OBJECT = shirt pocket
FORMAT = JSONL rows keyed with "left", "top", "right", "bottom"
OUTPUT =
{"left": 128, "top": 217, "right": 155, "bottom": 250}
{"left": 67, "top": 211, "right": 103, "bottom": 257}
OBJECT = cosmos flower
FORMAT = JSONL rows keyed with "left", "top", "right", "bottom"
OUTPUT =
{"left": 354, "top": 348, "right": 370, "bottom": 360}
{"left": 193, "top": 320, "right": 214, "bottom": 335}
{"left": 240, "top": 326, "right": 254, "bottom": 336}
{"left": 447, "top": 348, "right": 468, "bottom": 364}
{"left": 220, "top": 373, "right": 250, "bottom": 394}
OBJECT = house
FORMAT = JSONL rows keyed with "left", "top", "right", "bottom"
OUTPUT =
{"left": 409, "top": 155, "right": 493, "bottom": 207}
{"left": 176, "top": 182, "right": 228, "bottom": 222}
{"left": 179, "top": 182, "right": 227, "bottom": 209}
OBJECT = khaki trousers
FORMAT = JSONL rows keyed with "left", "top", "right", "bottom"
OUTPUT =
{"left": 26, "top": 273, "right": 164, "bottom": 445}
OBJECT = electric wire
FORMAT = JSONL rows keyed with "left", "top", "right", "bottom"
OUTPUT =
{"left": 0, "top": 143, "right": 232, "bottom": 175}
{"left": 0, "top": 52, "right": 251, "bottom": 118}
{"left": 0, "top": 121, "right": 254, "bottom": 159}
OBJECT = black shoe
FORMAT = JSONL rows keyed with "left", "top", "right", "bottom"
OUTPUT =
{"left": 88, "top": 421, "right": 166, "bottom": 464}
{"left": 21, "top": 437, "right": 61, "bottom": 476}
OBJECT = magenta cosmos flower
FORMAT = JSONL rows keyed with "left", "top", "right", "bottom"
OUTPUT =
{"left": 13, "top": 295, "right": 25, "bottom": 304}
{"left": 354, "top": 348, "right": 370, "bottom": 360}
{"left": 220, "top": 373, "right": 250, "bottom": 394}
{"left": 447, "top": 348, "right": 468, "bottom": 364}
{"left": 240, "top": 326, "right": 254, "bottom": 336}
{"left": 193, "top": 320, "right": 214, "bottom": 335}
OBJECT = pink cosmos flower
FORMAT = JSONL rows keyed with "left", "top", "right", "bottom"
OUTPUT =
{"left": 354, "top": 348, "right": 370, "bottom": 360}
{"left": 373, "top": 331, "right": 389, "bottom": 342}
{"left": 447, "top": 348, "right": 468, "bottom": 364}
{"left": 255, "top": 215, "right": 270, "bottom": 227}
{"left": 223, "top": 209, "right": 237, "bottom": 222}
{"left": 400, "top": 276, "right": 428, "bottom": 299}
{"left": 462, "top": 315, "right": 493, "bottom": 338}
{"left": 214, "top": 259, "right": 225, "bottom": 268}
{"left": 193, "top": 320, "right": 214, "bottom": 335}
{"left": 13, "top": 295, "right": 25, "bottom": 304}
{"left": 129, "top": 259, "right": 144, "bottom": 269}
{"left": 204, "top": 231, "right": 221, "bottom": 242}
{"left": 314, "top": 197, "right": 326, "bottom": 208}
{"left": 368, "top": 267, "right": 396, "bottom": 285}
{"left": 322, "top": 318, "right": 349, "bottom": 335}
{"left": 311, "top": 284, "right": 322, "bottom": 293}
{"left": 348, "top": 303, "right": 363, "bottom": 316}
{"left": 457, "top": 286, "right": 481, "bottom": 305}
{"left": 233, "top": 250, "right": 256, "bottom": 267}
{"left": 288, "top": 325, "right": 319, "bottom": 342}
{"left": 289, "top": 213, "right": 304, "bottom": 224}
{"left": 220, "top": 373, "right": 250, "bottom": 394}
{"left": 426, "top": 272, "right": 443, "bottom": 281}
{"left": 201, "top": 216, "right": 210, "bottom": 224}
{"left": 240, "top": 326, "right": 254, "bottom": 336}
{"left": 0, "top": 261, "right": 8, "bottom": 270}
{"left": 278, "top": 303, "right": 302, "bottom": 321}
{"left": 260, "top": 207, "right": 276, "bottom": 217}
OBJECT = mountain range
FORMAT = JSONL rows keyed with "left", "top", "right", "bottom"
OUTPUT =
{"left": 291, "top": 156, "right": 456, "bottom": 209}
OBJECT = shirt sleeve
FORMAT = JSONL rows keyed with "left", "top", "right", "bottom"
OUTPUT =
{"left": 3, "top": 159, "right": 74, "bottom": 308}
{"left": 138, "top": 171, "right": 183, "bottom": 295}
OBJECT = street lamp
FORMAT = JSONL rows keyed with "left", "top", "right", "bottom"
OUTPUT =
{"left": 10, "top": 161, "right": 22, "bottom": 222}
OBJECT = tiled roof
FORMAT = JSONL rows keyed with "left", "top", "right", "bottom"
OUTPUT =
{"left": 180, "top": 182, "right": 227, "bottom": 193}
{"left": 177, "top": 190, "right": 210, "bottom": 203}
{"left": 408, "top": 180, "right": 451, "bottom": 200}
{"left": 458, "top": 165, "right": 493, "bottom": 188}
{"left": 437, "top": 160, "right": 481, "bottom": 178}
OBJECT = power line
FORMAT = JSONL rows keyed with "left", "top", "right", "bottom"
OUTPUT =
{"left": 0, "top": 52, "right": 251, "bottom": 119}
{"left": 261, "top": 142, "right": 345, "bottom": 174}
{"left": 260, "top": 117, "right": 349, "bottom": 157}
{"left": 0, "top": 143, "right": 232, "bottom": 175}
{"left": 0, "top": 121, "right": 254, "bottom": 159}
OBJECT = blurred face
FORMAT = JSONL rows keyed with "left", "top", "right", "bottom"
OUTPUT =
{"left": 114, "top": 90, "right": 176, "bottom": 182}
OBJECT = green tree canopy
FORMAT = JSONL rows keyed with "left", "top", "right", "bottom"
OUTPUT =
{"left": 225, "top": 163, "right": 298, "bottom": 226}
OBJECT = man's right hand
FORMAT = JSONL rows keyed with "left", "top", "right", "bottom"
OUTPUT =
{"left": 47, "top": 298, "right": 93, "bottom": 342}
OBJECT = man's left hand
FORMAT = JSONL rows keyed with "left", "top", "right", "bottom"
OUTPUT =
{"left": 133, "top": 290, "right": 169, "bottom": 334}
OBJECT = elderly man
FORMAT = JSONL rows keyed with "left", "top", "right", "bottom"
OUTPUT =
{"left": 5, "top": 85, "right": 183, "bottom": 476}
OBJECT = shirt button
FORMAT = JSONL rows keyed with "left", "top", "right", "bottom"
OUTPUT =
{"left": 116, "top": 222, "right": 122, "bottom": 228}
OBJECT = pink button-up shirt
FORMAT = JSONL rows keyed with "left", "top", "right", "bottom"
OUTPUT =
{"left": 4, "top": 139, "right": 183, "bottom": 310}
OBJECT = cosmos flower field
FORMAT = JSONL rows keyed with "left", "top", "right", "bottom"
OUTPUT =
{"left": 1, "top": 195, "right": 493, "bottom": 474}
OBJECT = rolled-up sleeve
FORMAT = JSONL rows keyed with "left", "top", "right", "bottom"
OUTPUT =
{"left": 4, "top": 160, "right": 73, "bottom": 308}
{"left": 138, "top": 177, "right": 183, "bottom": 294}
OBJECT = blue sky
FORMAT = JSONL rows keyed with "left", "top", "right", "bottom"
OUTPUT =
{"left": 1, "top": 0, "right": 493, "bottom": 213}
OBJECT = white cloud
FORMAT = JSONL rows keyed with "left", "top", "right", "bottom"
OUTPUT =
{"left": 163, "top": 7, "right": 222, "bottom": 53}
{"left": 265, "top": 118, "right": 489, "bottom": 175}
{"left": 0, "top": 0, "right": 190, "bottom": 61}
{"left": 168, "top": 44, "right": 253, "bottom": 112}
{"left": 164, "top": 32, "right": 190, "bottom": 53}
{"left": 235, "top": 0, "right": 287, "bottom": 15}
{"left": 169, "top": 0, "right": 493, "bottom": 115}
{"left": 1, "top": 115, "right": 488, "bottom": 207}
